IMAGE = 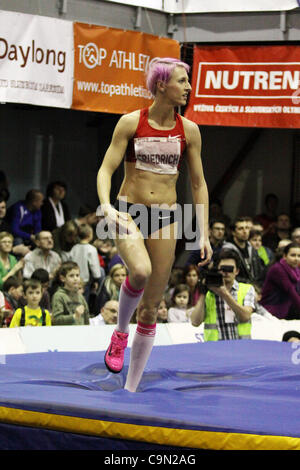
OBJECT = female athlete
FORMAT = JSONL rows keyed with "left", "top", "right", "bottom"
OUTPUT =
{"left": 97, "top": 57, "right": 212, "bottom": 392}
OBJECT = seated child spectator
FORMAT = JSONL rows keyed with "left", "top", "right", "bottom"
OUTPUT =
{"left": 1, "top": 277, "right": 24, "bottom": 327}
{"left": 69, "top": 224, "right": 103, "bottom": 301}
{"left": 164, "top": 267, "right": 184, "bottom": 307}
{"left": 31, "top": 268, "right": 51, "bottom": 311}
{"left": 157, "top": 298, "right": 168, "bottom": 323}
{"left": 9, "top": 279, "right": 51, "bottom": 327}
{"left": 167, "top": 284, "right": 192, "bottom": 323}
{"left": 51, "top": 261, "right": 89, "bottom": 325}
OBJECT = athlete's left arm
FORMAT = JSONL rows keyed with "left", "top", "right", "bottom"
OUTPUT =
{"left": 183, "top": 118, "right": 212, "bottom": 266}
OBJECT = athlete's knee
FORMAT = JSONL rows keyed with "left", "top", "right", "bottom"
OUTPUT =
{"left": 130, "top": 262, "right": 152, "bottom": 289}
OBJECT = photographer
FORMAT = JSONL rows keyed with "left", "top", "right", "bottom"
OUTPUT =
{"left": 191, "top": 249, "right": 255, "bottom": 341}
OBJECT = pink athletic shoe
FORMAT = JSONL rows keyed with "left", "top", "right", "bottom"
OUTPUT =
{"left": 104, "top": 330, "right": 129, "bottom": 373}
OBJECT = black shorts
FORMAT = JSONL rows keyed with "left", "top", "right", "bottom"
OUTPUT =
{"left": 114, "top": 199, "right": 180, "bottom": 239}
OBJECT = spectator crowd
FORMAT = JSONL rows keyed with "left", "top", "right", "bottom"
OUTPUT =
{"left": 0, "top": 176, "right": 299, "bottom": 343}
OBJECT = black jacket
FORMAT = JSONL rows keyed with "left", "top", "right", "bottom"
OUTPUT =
{"left": 41, "top": 198, "right": 70, "bottom": 232}
{"left": 222, "top": 240, "right": 266, "bottom": 286}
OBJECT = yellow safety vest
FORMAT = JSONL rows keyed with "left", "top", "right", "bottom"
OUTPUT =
{"left": 258, "top": 246, "right": 270, "bottom": 265}
{"left": 204, "top": 282, "right": 252, "bottom": 341}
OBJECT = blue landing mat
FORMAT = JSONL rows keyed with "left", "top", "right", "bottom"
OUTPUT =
{"left": 0, "top": 340, "right": 299, "bottom": 450}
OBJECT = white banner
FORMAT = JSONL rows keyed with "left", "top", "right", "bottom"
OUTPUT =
{"left": 106, "top": 0, "right": 299, "bottom": 12}
{"left": 106, "top": 0, "right": 163, "bottom": 10}
{"left": 0, "top": 317, "right": 299, "bottom": 356}
{"left": 0, "top": 10, "right": 73, "bottom": 108}
{"left": 165, "top": 0, "right": 299, "bottom": 13}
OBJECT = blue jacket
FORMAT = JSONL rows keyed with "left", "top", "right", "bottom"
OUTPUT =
{"left": 7, "top": 201, "right": 42, "bottom": 241}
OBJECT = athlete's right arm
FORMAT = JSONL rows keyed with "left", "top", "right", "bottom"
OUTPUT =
{"left": 97, "top": 112, "right": 138, "bottom": 216}
{"left": 190, "top": 294, "right": 206, "bottom": 327}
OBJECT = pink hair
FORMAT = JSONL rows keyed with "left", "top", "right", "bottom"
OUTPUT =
{"left": 146, "top": 57, "right": 190, "bottom": 96}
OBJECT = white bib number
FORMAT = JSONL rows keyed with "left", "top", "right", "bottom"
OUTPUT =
{"left": 134, "top": 136, "right": 180, "bottom": 175}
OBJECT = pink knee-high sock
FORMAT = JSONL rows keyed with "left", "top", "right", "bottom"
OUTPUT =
{"left": 124, "top": 321, "right": 156, "bottom": 392}
{"left": 117, "top": 276, "right": 144, "bottom": 334}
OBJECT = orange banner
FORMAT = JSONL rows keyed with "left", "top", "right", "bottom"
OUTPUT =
{"left": 72, "top": 23, "right": 180, "bottom": 114}
{"left": 185, "top": 45, "right": 300, "bottom": 128}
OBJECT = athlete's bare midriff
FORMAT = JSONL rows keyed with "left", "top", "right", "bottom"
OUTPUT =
{"left": 118, "top": 161, "right": 179, "bottom": 207}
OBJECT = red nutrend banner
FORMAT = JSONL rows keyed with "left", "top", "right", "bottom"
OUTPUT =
{"left": 184, "top": 45, "right": 300, "bottom": 128}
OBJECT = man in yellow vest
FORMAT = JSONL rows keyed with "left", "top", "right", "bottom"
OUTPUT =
{"left": 191, "top": 249, "right": 255, "bottom": 341}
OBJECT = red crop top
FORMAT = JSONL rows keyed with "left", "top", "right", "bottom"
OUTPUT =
{"left": 125, "top": 108, "right": 186, "bottom": 175}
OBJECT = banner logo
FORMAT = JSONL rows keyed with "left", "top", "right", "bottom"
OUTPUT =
{"left": 78, "top": 42, "right": 106, "bottom": 69}
{"left": 0, "top": 37, "right": 66, "bottom": 73}
{"left": 77, "top": 43, "right": 152, "bottom": 72}
{"left": 196, "top": 62, "right": 300, "bottom": 99}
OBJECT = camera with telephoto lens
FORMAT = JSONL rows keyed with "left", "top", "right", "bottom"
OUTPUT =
{"left": 199, "top": 265, "right": 234, "bottom": 290}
